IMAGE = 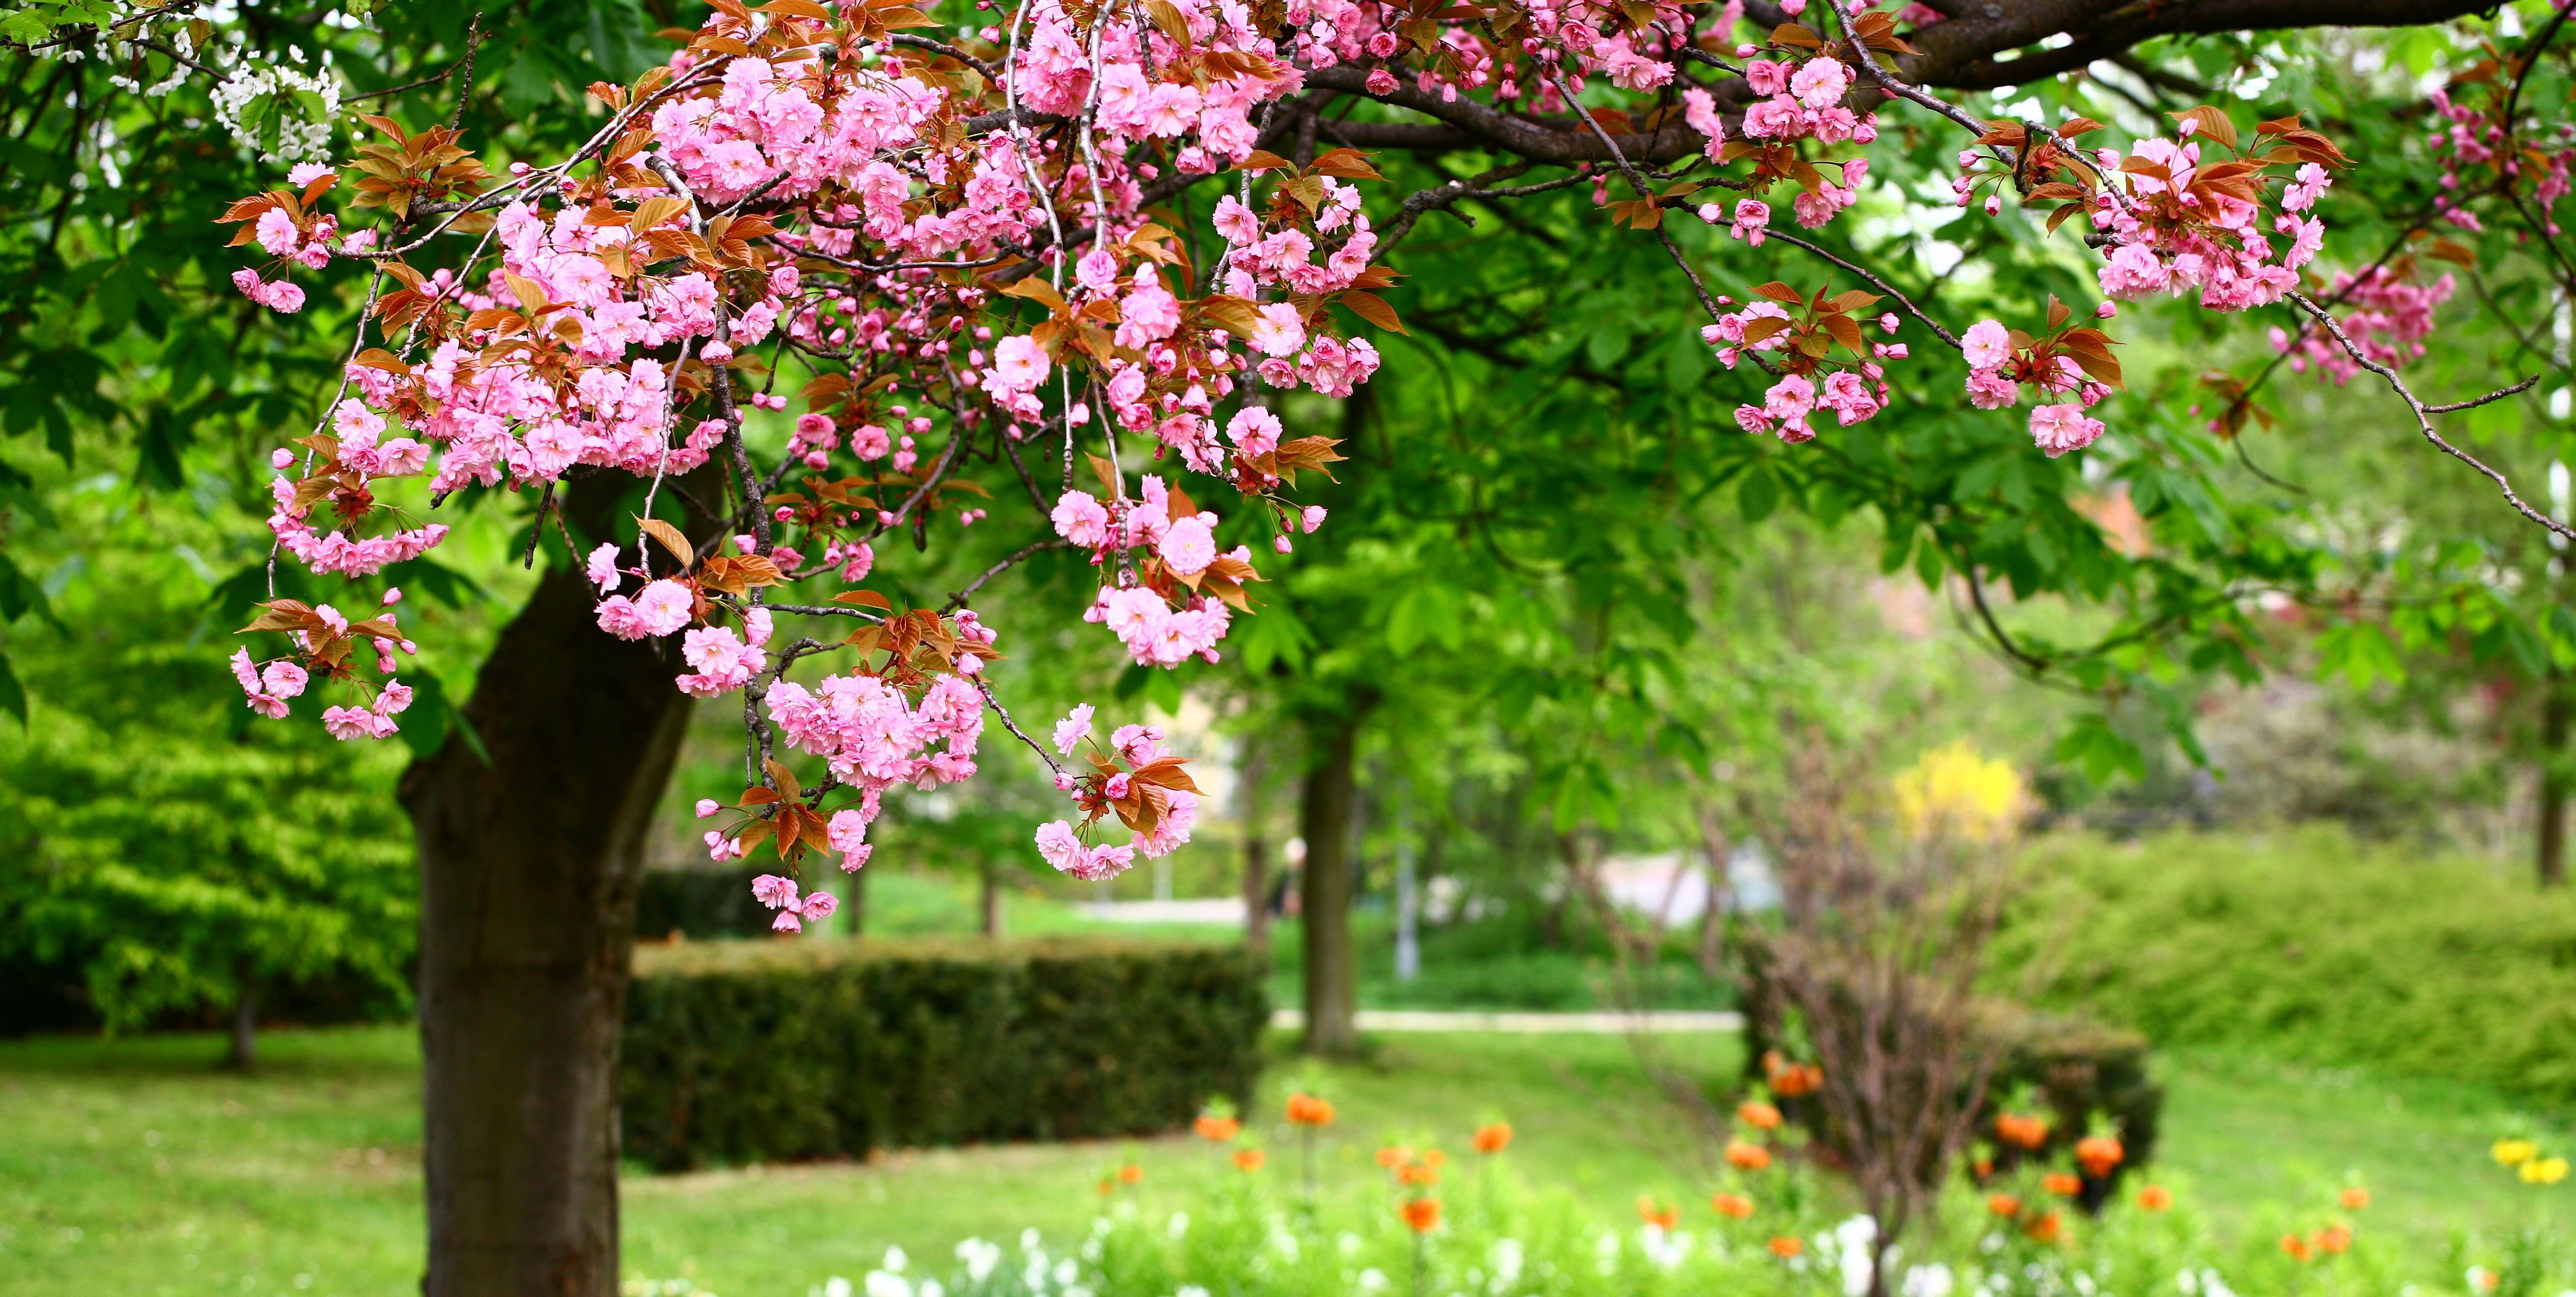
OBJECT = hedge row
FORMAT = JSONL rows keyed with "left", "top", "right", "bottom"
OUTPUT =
{"left": 1993, "top": 826, "right": 2576, "bottom": 1104}
{"left": 620, "top": 936, "right": 1269, "bottom": 1170}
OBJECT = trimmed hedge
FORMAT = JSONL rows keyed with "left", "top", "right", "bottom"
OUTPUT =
{"left": 1993, "top": 826, "right": 2576, "bottom": 1105}
{"left": 620, "top": 936, "right": 1268, "bottom": 1170}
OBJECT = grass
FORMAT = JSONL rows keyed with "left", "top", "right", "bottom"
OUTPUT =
{"left": 5, "top": 1024, "right": 2570, "bottom": 1296}
{"left": 2152, "top": 1046, "right": 2576, "bottom": 1259}
{"left": 0, "top": 1025, "right": 1739, "bottom": 1297}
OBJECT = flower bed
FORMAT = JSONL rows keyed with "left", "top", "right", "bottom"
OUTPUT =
{"left": 626, "top": 1099, "right": 2575, "bottom": 1297}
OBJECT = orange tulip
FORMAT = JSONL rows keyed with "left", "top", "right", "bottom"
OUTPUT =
{"left": 1767, "top": 1236, "right": 1805, "bottom": 1258}
{"left": 2025, "top": 1212, "right": 2064, "bottom": 1246}
{"left": 1711, "top": 1192, "right": 1755, "bottom": 1220}
{"left": 2075, "top": 1135, "right": 2125, "bottom": 1176}
{"left": 2043, "top": 1172, "right": 2084, "bottom": 1198}
{"left": 1118, "top": 1163, "right": 1143, "bottom": 1184}
{"left": 1637, "top": 1196, "right": 1680, "bottom": 1229}
{"left": 1994, "top": 1113, "right": 2050, "bottom": 1150}
{"left": 1726, "top": 1141, "right": 1773, "bottom": 1171}
{"left": 2339, "top": 1187, "right": 2370, "bottom": 1210}
{"left": 1987, "top": 1193, "right": 2023, "bottom": 1218}
{"left": 1738, "top": 1101, "right": 1784, "bottom": 1130}
{"left": 1233, "top": 1148, "right": 1266, "bottom": 1173}
{"left": 1376, "top": 1145, "right": 1411, "bottom": 1168}
{"left": 1195, "top": 1115, "right": 1241, "bottom": 1142}
{"left": 1286, "top": 1093, "right": 1335, "bottom": 1126}
{"left": 2281, "top": 1233, "right": 2314, "bottom": 1262}
{"left": 2136, "top": 1185, "right": 2173, "bottom": 1211}
{"left": 1762, "top": 1052, "right": 1823, "bottom": 1097}
{"left": 1473, "top": 1122, "right": 1514, "bottom": 1154}
{"left": 2315, "top": 1224, "right": 2352, "bottom": 1255}
{"left": 1400, "top": 1197, "right": 1443, "bottom": 1233}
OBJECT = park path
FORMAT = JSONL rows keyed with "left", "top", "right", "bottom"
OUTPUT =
{"left": 1267, "top": 1009, "right": 1743, "bottom": 1033}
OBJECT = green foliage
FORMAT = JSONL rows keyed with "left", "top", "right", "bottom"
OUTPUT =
{"left": 0, "top": 708, "right": 415, "bottom": 1033}
{"left": 620, "top": 937, "right": 1270, "bottom": 1170}
{"left": 1995, "top": 828, "right": 2576, "bottom": 1103}
{"left": 0, "top": 457, "right": 419, "bottom": 1037}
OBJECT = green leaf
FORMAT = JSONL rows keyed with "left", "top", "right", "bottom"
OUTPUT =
{"left": 2053, "top": 714, "right": 2144, "bottom": 784}
{"left": 1739, "top": 465, "right": 1779, "bottom": 523}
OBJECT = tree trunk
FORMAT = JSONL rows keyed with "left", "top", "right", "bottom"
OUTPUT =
{"left": 981, "top": 862, "right": 1004, "bottom": 938}
{"left": 1693, "top": 795, "right": 1734, "bottom": 978}
{"left": 225, "top": 983, "right": 258, "bottom": 1072}
{"left": 1240, "top": 744, "right": 1271, "bottom": 958}
{"left": 2543, "top": 670, "right": 2570, "bottom": 889}
{"left": 1299, "top": 712, "right": 1362, "bottom": 1057}
{"left": 399, "top": 550, "right": 698, "bottom": 1297}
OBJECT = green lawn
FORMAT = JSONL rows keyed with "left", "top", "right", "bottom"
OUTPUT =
{"left": 2, "top": 1025, "right": 2567, "bottom": 1296}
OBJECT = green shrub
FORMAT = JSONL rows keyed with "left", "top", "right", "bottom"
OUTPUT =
{"left": 620, "top": 936, "right": 1268, "bottom": 1170}
{"left": 1993, "top": 826, "right": 2576, "bottom": 1104}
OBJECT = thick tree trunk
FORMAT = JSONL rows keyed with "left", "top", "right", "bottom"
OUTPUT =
{"left": 2542, "top": 671, "right": 2570, "bottom": 889}
{"left": 1299, "top": 712, "right": 1362, "bottom": 1057}
{"left": 225, "top": 983, "right": 258, "bottom": 1072}
{"left": 399, "top": 554, "right": 697, "bottom": 1296}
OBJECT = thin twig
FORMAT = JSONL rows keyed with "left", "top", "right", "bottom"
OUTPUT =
{"left": 2287, "top": 289, "right": 2575, "bottom": 541}
{"left": 1767, "top": 230, "right": 1960, "bottom": 348}
{"left": 1550, "top": 73, "right": 1727, "bottom": 324}
{"left": 945, "top": 537, "right": 1073, "bottom": 611}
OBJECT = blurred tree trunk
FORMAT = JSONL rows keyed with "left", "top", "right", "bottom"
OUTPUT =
{"left": 225, "top": 981, "right": 258, "bottom": 1072}
{"left": 2542, "top": 671, "right": 2569, "bottom": 889}
{"left": 980, "top": 862, "right": 1004, "bottom": 937}
{"left": 845, "top": 865, "right": 869, "bottom": 938}
{"left": 1691, "top": 784, "right": 1740, "bottom": 978}
{"left": 399, "top": 478, "right": 707, "bottom": 1297}
{"left": 1240, "top": 743, "right": 1271, "bottom": 958}
{"left": 1299, "top": 711, "right": 1362, "bottom": 1056}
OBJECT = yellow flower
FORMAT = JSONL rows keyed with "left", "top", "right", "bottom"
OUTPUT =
{"left": 1893, "top": 742, "right": 2028, "bottom": 842}
{"left": 2495, "top": 1140, "right": 2540, "bottom": 1167}
{"left": 2519, "top": 1157, "right": 2568, "bottom": 1185}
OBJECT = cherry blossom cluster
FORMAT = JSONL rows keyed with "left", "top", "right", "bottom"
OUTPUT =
{"left": 1957, "top": 301, "right": 2121, "bottom": 458}
{"left": 1034, "top": 704, "right": 1203, "bottom": 876}
{"left": 750, "top": 872, "right": 840, "bottom": 933}
{"left": 1701, "top": 283, "right": 1907, "bottom": 443}
{"left": 2081, "top": 116, "right": 2345, "bottom": 312}
{"left": 2269, "top": 266, "right": 2458, "bottom": 385}
{"left": 229, "top": 590, "right": 419, "bottom": 736}
{"left": 1053, "top": 472, "right": 1263, "bottom": 666}
{"left": 219, "top": 0, "right": 1430, "bottom": 904}
{"left": 2421, "top": 83, "right": 2575, "bottom": 238}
